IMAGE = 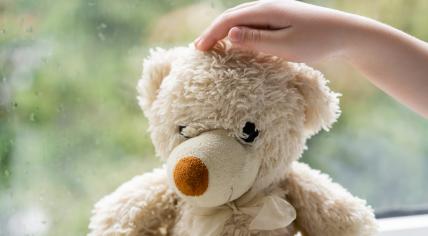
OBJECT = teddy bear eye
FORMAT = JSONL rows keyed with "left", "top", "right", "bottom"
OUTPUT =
{"left": 178, "top": 125, "right": 187, "bottom": 137}
{"left": 241, "top": 122, "right": 259, "bottom": 143}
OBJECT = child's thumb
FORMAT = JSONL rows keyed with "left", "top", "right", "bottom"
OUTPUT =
{"left": 228, "top": 26, "right": 280, "bottom": 52}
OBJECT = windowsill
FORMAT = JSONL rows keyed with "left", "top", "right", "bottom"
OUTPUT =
{"left": 378, "top": 214, "right": 428, "bottom": 235}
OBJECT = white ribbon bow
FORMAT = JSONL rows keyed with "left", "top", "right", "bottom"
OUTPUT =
{"left": 186, "top": 192, "right": 296, "bottom": 236}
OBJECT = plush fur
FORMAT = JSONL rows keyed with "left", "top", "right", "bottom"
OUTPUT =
{"left": 88, "top": 42, "right": 377, "bottom": 235}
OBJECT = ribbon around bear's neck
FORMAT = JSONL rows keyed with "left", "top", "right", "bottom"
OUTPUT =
{"left": 186, "top": 189, "right": 296, "bottom": 235}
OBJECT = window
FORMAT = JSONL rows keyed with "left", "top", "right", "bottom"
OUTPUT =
{"left": 1, "top": 0, "right": 427, "bottom": 235}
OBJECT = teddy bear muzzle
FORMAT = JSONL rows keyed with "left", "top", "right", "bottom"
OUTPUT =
{"left": 166, "top": 130, "right": 261, "bottom": 208}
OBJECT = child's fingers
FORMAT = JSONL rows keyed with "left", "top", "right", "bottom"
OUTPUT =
{"left": 228, "top": 26, "right": 293, "bottom": 59}
{"left": 196, "top": 7, "right": 261, "bottom": 51}
{"left": 196, "top": 6, "right": 281, "bottom": 51}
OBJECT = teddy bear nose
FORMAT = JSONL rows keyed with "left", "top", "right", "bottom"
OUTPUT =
{"left": 173, "top": 156, "right": 209, "bottom": 196}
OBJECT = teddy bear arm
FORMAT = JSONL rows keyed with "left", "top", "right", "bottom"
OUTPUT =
{"left": 284, "top": 162, "right": 377, "bottom": 236}
{"left": 88, "top": 167, "right": 179, "bottom": 236}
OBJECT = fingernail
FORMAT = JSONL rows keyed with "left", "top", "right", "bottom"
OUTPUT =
{"left": 228, "top": 27, "right": 242, "bottom": 43}
{"left": 194, "top": 37, "right": 204, "bottom": 50}
{"left": 194, "top": 36, "right": 201, "bottom": 45}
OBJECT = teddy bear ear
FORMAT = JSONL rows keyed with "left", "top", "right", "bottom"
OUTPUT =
{"left": 137, "top": 48, "right": 177, "bottom": 115}
{"left": 290, "top": 64, "right": 341, "bottom": 137}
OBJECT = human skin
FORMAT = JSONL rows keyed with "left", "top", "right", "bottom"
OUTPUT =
{"left": 195, "top": 0, "right": 428, "bottom": 118}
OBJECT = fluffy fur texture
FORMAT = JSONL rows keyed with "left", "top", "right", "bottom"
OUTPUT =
{"left": 88, "top": 42, "right": 377, "bottom": 235}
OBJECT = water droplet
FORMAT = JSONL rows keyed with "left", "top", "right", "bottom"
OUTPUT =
{"left": 4, "top": 169, "right": 10, "bottom": 177}
{"left": 56, "top": 104, "right": 64, "bottom": 112}
{"left": 98, "top": 23, "right": 107, "bottom": 29}
{"left": 30, "top": 113, "right": 36, "bottom": 121}
{"left": 98, "top": 32, "right": 106, "bottom": 41}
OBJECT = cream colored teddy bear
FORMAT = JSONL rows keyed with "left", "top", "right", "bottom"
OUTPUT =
{"left": 88, "top": 42, "right": 377, "bottom": 236}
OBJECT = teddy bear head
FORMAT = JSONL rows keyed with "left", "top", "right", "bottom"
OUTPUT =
{"left": 137, "top": 42, "right": 340, "bottom": 208}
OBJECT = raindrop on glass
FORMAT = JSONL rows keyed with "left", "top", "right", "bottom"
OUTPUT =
{"left": 98, "top": 32, "right": 106, "bottom": 41}
{"left": 56, "top": 104, "right": 64, "bottom": 112}
{"left": 98, "top": 23, "right": 107, "bottom": 29}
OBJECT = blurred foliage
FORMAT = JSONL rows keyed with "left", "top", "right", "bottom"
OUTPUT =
{"left": 0, "top": 0, "right": 427, "bottom": 235}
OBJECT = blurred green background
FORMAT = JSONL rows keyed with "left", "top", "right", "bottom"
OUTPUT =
{"left": 1, "top": 0, "right": 427, "bottom": 235}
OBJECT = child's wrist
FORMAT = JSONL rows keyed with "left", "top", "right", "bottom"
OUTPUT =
{"left": 337, "top": 14, "right": 384, "bottom": 62}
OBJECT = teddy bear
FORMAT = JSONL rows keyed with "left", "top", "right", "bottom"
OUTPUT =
{"left": 88, "top": 41, "right": 377, "bottom": 236}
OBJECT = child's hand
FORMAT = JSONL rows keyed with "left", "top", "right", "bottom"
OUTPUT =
{"left": 195, "top": 0, "right": 428, "bottom": 118}
{"left": 195, "top": 0, "right": 351, "bottom": 62}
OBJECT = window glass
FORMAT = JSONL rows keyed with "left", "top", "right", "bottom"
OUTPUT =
{"left": 1, "top": 0, "right": 427, "bottom": 234}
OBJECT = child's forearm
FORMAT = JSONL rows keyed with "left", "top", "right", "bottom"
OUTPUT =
{"left": 341, "top": 15, "right": 428, "bottom": 117}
